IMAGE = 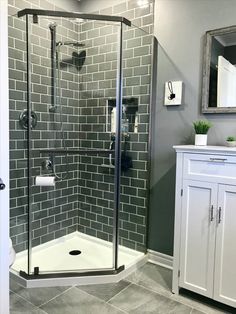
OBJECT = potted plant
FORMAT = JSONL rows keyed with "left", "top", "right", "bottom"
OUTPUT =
{"left": 193, "top": 120, "right": 212, "bottom": 146}
{"left": 226, "top": 136, "right": 236, "bottom": 147}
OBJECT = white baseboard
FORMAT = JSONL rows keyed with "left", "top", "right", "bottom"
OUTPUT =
{"left": 147, "top": 250, "right": 173, "bottom": 270}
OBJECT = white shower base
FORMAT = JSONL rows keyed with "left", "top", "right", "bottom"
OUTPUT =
{"left": 11, "top": 232, "right": 147, "bottom": 288}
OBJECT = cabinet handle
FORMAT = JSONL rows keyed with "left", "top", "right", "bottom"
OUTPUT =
{"left": 218, "top": 207, "right": 222, "bottom": 224}
{"left": 210, "top": 205, "right": 214, "bottom": 222}
{"left": 209, "top": 158, "right": 227, "bottom": 162}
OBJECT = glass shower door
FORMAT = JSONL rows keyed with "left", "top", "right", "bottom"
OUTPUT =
{"left": 22, "top": 14, "right": 124, "bottom": 276}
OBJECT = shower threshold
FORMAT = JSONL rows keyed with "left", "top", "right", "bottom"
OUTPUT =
{"left": 10, "top": 232, "right": 147, "bottom": 288}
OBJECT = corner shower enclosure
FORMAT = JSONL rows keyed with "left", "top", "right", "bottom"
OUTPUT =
{"left": 10, "top": 6, "right": 152, "bottom": 286}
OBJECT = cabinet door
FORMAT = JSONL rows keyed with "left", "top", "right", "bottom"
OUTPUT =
{"left": 179, "top": 180, "right": 217, "bottom": 297}
{"left": 214, "top": 185, "right": 236, "bottom": 307}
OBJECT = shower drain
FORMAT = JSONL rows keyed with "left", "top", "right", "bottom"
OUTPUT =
{"left": 69, "top": 250, "right": 81, "bottom": 256}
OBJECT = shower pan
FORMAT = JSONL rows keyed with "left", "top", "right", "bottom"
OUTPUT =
{"left": 10, "top": 7, "right": 152, "bottom": 287}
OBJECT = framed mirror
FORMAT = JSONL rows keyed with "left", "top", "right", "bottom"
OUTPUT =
{"left": 202, "top": 25, "right": 236, "bottom": 113}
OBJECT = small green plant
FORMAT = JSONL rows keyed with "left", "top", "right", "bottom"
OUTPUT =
{"left": 226, "top": 136, "right": 235, "bottom": 142}
{"left": 193, "top": 120, "right": 212, "bottom": 134}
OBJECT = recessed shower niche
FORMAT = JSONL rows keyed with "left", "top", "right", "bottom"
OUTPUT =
{"left": 106, "top": 98, "right": 139, "bottom": 134}
{"left": 9, "top": 1, "right": 153, "bottom": 288}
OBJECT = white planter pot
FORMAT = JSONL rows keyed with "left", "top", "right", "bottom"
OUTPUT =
{"left": 226, "top": 141, "right": 236, "bottom": 147}
{"left": 195, "top": 134, "right": 207, "bottom": 146}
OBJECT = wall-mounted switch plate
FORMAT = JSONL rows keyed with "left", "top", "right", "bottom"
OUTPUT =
{"left": 164, "top": 81, "right": 183, "bottom": 106}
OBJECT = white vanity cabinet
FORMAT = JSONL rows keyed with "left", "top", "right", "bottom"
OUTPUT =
{"left": 172, "top": 146, "right": 236, "bottom": 308}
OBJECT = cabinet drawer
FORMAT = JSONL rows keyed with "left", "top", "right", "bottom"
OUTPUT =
{"left": 183, "top": 153, "right": 236, "bottom": 181}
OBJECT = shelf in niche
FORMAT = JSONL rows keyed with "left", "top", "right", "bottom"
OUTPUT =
{"left": 101, "top": 164, "right": 115, "bottom": 169}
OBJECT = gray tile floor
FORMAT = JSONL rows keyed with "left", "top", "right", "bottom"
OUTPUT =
{"left": 10, "top": 263, "right": 235, "bottom": 314}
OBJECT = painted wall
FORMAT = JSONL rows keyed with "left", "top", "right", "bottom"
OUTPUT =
{"left": 149, "top": 0, "right": 236, "bottom": 256}
{"left": 79, "top": 0, "right": 121, "bottom": 12}
{"left": 47, "top": 0, "right": 80, "bottom": 11}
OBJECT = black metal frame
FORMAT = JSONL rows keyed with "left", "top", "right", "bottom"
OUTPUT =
{"left": 17, "top": 8, "right": 131, "bottom": 26}
{"left": 25, "top": 14, "right": 33, "bottom": 275}
{"left": 39, "top": 148, "right": 114, "bottom": 155}
{"left": 146, "top": 37, "right": 157, "bottom": 254}
{"left": 19, "top": 265, "right": 125, "bottom": 280}
{"left": 17, "top": 7, "right": 127, "bottom": 281}
{"left": 113, "top": 23, "right": 123, "bottom": 270}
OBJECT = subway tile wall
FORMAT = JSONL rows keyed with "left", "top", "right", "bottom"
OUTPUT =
{"left": 9, "top": 0, "right": 80, "bottom": 253}
{"left": 9, "top": 0, "right": 153, "bottom": 256}
{"left": 77, "top": 0, "right": 153, "bottom": 251}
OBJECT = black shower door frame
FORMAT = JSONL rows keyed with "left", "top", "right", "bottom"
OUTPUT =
{"left": 17, "top": 8, "right": 131, "bottom": 279}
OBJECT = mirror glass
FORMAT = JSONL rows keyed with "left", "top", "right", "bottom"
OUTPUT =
{"left": 202, "top": 26, "right": 236, "bottom": 113}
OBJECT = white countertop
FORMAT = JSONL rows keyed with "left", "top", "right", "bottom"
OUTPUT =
{"left": 173, "top": 145, "right": 236, "bottom": 155}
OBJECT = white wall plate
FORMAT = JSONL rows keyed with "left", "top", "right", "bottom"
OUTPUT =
{"left": 164, "top": 81, "right": 183, "bottom": 106}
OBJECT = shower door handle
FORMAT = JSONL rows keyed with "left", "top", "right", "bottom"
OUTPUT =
{"left": 0, "top": 178, "right": 6, "bottom": 190}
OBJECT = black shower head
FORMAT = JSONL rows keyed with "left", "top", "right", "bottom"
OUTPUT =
{"left": 59, "top": 50, "right": 86, "bottom": 71}
{"left": 73, "top": 50, "right": 86, "bottom": 70}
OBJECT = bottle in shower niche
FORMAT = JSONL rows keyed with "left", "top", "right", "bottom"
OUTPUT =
{"left": 111, "top": 107, "right": 116, "bottom": 133}
{"left": 134, "top": 113, "right": 138, "bottom": 133}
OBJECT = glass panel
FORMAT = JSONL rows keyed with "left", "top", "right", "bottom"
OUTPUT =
{"left": 9, "top": 12, "right": 28, "bottom": 274}
{"left": 118, "top": 23, "right": 152, "bottom": 261}
{"left": 19, "top": 15, "right": 121, "bottom": 275}
{"left": 77, "top": 19, "right": 120, "bottom": 271}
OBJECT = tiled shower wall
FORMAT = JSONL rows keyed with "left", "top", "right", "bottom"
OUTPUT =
{"left": 9, "top": 0, "right": 80, "bottom": 252}
{"left": 77, "top": 0, "right": 153, "bottom": 251}
{"left": 9, "top": 0, "right": 153, "bottom": 255}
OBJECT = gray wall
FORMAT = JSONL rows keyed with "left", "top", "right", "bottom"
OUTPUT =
{"left": 149, "top": 0, "right": 236, "bottom": 256}
{"left": 47, "top": 0, "right": 80, "bottom": 11}
{"left": 79, "top": 0, "right": 121, "bottom": 12}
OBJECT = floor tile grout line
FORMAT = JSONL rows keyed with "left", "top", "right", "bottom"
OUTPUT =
{"left": 11, "top": 265, "right": 226, "bottom": 314}
{"left": 10, "top": 290, "right": 42, "bottom": 308}
{"left": 106, "top": 302, "right": 129, "bottom": 314}
{"left": 121, "top": 280, "right": 225, "bottom": 314}
{"left": 36, "top": 308, "right": 49, "bottom": 314}
{"left": 38, "top": 286, "right": 75, "bottom": 308}
{"left": 170, "top": 294, "right": 225, "bottom": 314}
{"left": 104, "top": 281, "right": 133, "bottom": 303}
{"left": 75, "top": 285, "right": 125, "bottom": 305}
{"left": 106, "top": 282, "right": 133, "bottom": 303}
{"left": 128, "top": 282, "right": 206, "bottom": 313}
{"left": 131, "top": 281, "right": 212, "bottom": 314}
{"left": 129, "top": 281, "right": 173, "bottom": 299}
{"left": 107, "top": 281, "right": 192, "bottom": 314}
{"left": 75, "top": 286, "right": 129, "bottom": 313}
{"left": 11, "top": 285, "right": 74, "bottom": 309}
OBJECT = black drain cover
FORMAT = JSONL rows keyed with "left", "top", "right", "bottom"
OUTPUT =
{"left": 69, "top": 250, "right": 81, "bottom": 256}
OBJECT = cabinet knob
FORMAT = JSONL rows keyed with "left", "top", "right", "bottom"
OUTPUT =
{"left": 210, "top": 205, "right": 214, "bottom": 222}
